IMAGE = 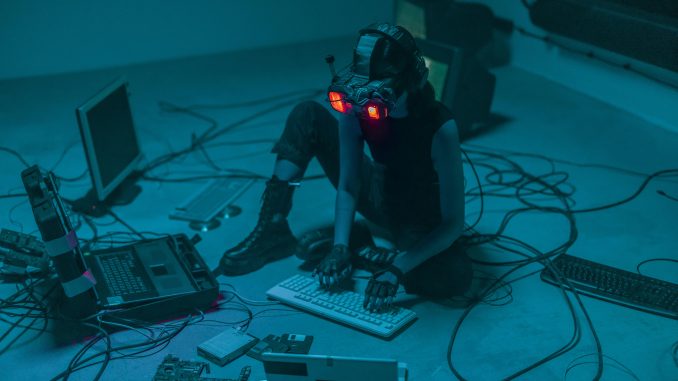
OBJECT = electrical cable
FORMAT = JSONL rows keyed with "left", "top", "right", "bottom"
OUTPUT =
{"left": 105, "top": 209, "right": 145, "bottom": 240}
{"left": 657, "top": 190, "right": 678, "bottom": 202}
{"left": 446, "top": 146, "right": 609, "bottom": 380}
{"left": 461, "top": 147, "right": 484, "bottom": 232}
{"left": 463, "top": 142, "right": 678, "bottom": 184}
{"left": 4, "top": 87, "right": 675, "bottom": 380}
{"left": 144, "top": 90, "right": 323, "bottom": 176}
{"left": 0, "top": 193, "right": 27, "bottom": 200}
{"left": 570, "top": 169, "right": 678, "bottom": 214}
{"left": 0, "top": 147, "right": 31, "bottom": 168}
{"left": 182, "top": 89, "right": 324, "bottom": 110}
{"left": 635, "top": 258, "right": 678, "bottom": 277}
{"left": 564, "top": 353, "right": 640, "bottom": 381}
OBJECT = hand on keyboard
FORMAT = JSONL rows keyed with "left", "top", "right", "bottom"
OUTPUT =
{"left": 313, "top": 244, "right": 352, "bottom": 289}
{"left": 267, "top": 274, "right": 418, "bottom": 337}
{"left": 364, "top": 267, "right": 402, "bottom": 312}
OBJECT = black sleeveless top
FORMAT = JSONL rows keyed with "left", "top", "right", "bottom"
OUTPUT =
{"left": 359, "top": 101, "right": 453, "bottom": 228}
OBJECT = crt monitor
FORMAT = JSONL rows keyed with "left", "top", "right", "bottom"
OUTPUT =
{"left": 416, "top": 38, "right": 496, "bottom": 138}
{"left": 416, "top": 38, "right": 465, "bottom": 117}
{"left": 73, "top": 77, "right": 143, "bottom": 216}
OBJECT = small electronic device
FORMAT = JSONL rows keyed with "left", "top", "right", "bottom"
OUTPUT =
{"left": 266, "top": 274, "right": 416, "bottom": 338}
{"left": 153, "top": 354, "right": 251, "bottom": 381}
{"left": 280, "top": 334, "right": 313, "bottom": 354}
{"left": 262, "top": 353, "right": 408, "bottom": 381}
{"left": 197, "top": 328, "right": 259, "bottom": 366}
{"left": 247, "top": 334, "right": 290, "bottom": 361}
{"left": 541, "top": 254, "right": 678, "bottom": 319}
{"left": 72, "top": 77, "right": 144, "bottom": 217}
{"left": 247, "top": 333, "right": 314, "bottom": 361}
{"left": 170, "top": 177, "right": 255, "bottom": 231}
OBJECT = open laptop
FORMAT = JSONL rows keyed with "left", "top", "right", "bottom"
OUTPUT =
{"left": 262, "top": 353, "right": 408, "bottom": 381}
{"left": 83, "top": 235, "right": 218, "bottom": 316}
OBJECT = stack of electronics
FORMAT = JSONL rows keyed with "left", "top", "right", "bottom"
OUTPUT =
{"left": 152, "top": 355, "right": 251, "bottom": 381}
{"left": 191, "top": 326, "right": 408, "bottom": 381}
{"left": 6, "top": 75, "right": 413, "bottom": 381}
{"left": 14, "top": 77, "right": 220, "bottom": 324}
{"left": 22, "top": 165, "right": 219, "bottom": 322}
{"left": 0, "top": 228, "right": 49, "bottom": 277}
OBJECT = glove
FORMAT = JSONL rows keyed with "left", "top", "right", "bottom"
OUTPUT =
{"left": 363, "top": 265, "right": 404, "bottom": 312}
{"left": 313, "top": 244, "right": 352, "bottom": 288}
{"left": 356, "top": 246, "right": 399, "bottom": 270}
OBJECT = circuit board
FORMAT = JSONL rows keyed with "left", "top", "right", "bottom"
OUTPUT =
{"left": 152, "top": 355, "right": 251, "bottom": 381}
{"left": 0, "top": 229, "right": 48, "bottom": 273}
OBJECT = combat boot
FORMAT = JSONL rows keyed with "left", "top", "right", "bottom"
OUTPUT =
{"left": 215, "top": 176, "right": 297, "bottom": 275}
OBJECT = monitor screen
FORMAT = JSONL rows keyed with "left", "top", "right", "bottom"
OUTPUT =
{"left": 416, "top": 38, "right": 462, "bottom": 108}
{"left": 77, "top": 78, "right": 141, "bottom": 201}
{"left": 395, "top": 0, "right": 427, "bottom": 39}
{"left": 423, "top": 55, "right": 449, "bottom": 102}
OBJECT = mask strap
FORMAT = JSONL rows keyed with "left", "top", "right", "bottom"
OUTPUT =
{"left": 354, "top": 35, "right": 379, "bottom": 77}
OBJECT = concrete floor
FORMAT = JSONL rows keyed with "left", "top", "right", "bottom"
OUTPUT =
{"left": 0, "top": 36, "right": 676, "bottom": 380}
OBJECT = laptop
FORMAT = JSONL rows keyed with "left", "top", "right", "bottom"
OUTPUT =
{"left": 262, "top": 353, "right": 408, "bottom": 381}
{"left": 83, "top": 234, "right": 218, "bottom": 314}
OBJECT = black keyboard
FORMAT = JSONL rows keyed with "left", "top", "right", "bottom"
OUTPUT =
{"left": 98, "top": 253, "right": 152, "bottom": 296}
{"left": 541, "top": 254, "right": 678, "bottom": 319}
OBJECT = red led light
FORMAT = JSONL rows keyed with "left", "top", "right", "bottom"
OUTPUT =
{"left": 367, "top": 105, "right": 379, "bottom": 119}
{"left": 365, "top": 101, "right": 387, "bottom": 120}
{"left": 328, "top": 91, "right": 350, "bottom": 113}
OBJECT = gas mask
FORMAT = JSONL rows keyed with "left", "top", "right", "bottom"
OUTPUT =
{"left": 326, "top": 23, "right": 428, "bottom": 121}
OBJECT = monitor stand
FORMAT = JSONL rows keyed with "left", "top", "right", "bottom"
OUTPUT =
{"left": 70, "top": 174, "right": 142, "bottom": 218}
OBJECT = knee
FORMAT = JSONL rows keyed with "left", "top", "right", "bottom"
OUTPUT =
{"left": 284, "top": 100, "right": 337, "bottom": 146}
{"left": 287, "top": 100, "right": 329, "bottom": 126}
{"left": 403, "top": 248, "right": 473, "bottom": 298}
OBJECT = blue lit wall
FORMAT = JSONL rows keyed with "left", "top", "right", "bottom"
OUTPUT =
{"left": 0, "top": 0, "right": 393, "bottom": 80}
{"left": 477, "top": 0, "right": 678, "bottom": 133}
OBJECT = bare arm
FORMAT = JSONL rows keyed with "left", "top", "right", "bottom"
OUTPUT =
{"left": 333, "top": 113, "right": 364, "bottom": 246}
{"left": 392, "top": 119, "right": 465, "bottom": 273}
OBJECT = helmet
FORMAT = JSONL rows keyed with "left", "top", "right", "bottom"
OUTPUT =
{"left": 328, "top": 23, "right": 428, "bottom": 120}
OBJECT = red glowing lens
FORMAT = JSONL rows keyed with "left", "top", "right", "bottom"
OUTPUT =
{"left": 328, "top": 91, "right": 350, "bottom": 113}
{"left": 365, "top": 102, "right": 387, "bottom": 120}
{"left": 367, "top": 105, "right": 379, "bottom": 119}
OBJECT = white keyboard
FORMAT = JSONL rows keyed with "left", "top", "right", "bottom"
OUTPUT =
{"left": 266, "top": 274, "right": 417, "bottom": 338}
{"left": 170, "top": 178, "right": 254, "bottom": 223}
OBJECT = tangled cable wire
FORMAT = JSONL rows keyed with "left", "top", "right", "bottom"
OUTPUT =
{"left": 2, "top": 88, "right": 677, "bottom": 380}
{"left": 446, "top": 142, "right": 678, "bottom": 380}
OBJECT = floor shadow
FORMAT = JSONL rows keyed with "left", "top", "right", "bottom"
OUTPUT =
{"left": 396, "top": 243, "right": 511, "bottom": 311}
{"left": 461, "top": 112, "right": 513, "bottom": 142}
